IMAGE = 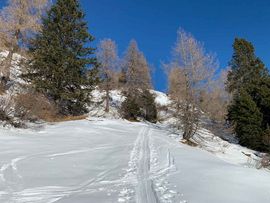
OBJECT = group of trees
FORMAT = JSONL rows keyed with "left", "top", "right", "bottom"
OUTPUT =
{"left": 97, "top": 39, "right": 157, "bottom": 122}
{"left": 119, "top": 40, "right": 156, "bottom": 122}
{"left": 0, "top": 0, "right": 157, "bottom": 123}
{"left": 227, "top": 39, "right": 270, "bottom": 152}
{"left": 0, "top": 0, "right": 99, "bottom": 121}
{"left": 165, "top": 29, "right": 270, "bottom": 153}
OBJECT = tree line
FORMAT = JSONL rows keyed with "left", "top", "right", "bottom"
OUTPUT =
{"left": 0, "top": 0, "right": 156, "bottom": 124}
{"left": 96, "top": 39, "right": 156, "bottom": 122}
{"left": 166, "top": 29, "right": 270, "bottom": 152}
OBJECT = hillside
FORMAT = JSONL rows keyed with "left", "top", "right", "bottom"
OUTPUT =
{"left": 0, "top": 87, "right": 270, "bottom": 202}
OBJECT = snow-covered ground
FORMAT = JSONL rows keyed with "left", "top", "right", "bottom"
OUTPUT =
{"left": 0, "top": 118, "right": 270, "bottom": 203}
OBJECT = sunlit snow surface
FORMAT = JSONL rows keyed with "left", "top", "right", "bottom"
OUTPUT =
{"left": 0, "top": 119, "right": 270, "bottom": 203}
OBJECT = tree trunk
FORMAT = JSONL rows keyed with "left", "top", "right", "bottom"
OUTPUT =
{"left": 0, "top": 29, "right": 20, "bottom": 90}
{"left": 0, "top": 50, "right": 14, "bottom": 89}
{"left": 105, "top": 81, "right": 110, "bottom": 113}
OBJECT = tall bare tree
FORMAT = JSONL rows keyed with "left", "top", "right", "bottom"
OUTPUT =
{"left": 166, "top": 29, "right": 218, "bottom": 140}
{"left": 199, "top": 67, "right": 231, "bottom": 122}
{"left": 122, "top": 40, "right": 152, "bottom": 91}
{"left": 0, "top": 0, "right": 49, "bottom": 86}
{"left": 97, "top": 38, "right": 118, "bottom": 112}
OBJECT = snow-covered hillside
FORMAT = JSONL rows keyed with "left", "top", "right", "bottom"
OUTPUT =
{"left": 0, "top": 118, "right": 270, "bottom": 203}
{"left": 1, "top": 62, "right": 270, "bottom": 202}
{"left": 88, "top": 89, "right": 171, "bottom": 119}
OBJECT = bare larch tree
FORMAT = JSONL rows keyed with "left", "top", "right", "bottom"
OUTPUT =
{"left": 166, "top": 29, "right": 217, "bottom": 140}
{"left": 122, "top": 40, "right": 152, "bottom": 91}
{"left": 0, "top": 0, "right": 49, "bottom": 87}
{"left": 96, "top": 38, "right": 119, "bottom": 112}
{"left": 199, "top": 67, "right": 231, "bottom": 122}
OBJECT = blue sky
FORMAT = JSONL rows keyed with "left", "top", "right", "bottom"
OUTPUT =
{"left": 1, "top": 0, "right": 270, "bottom": 92}
{"left": 80, "top": 0, "right": 270, "bottom": 91}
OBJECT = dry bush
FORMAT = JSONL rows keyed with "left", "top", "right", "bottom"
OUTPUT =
{"left": 261, "top": 154, "right": 270, "bottom": 168}
{"left": 0, "top": 108, "right": 11, "bottom": 122}
{"left": 180, "top": 139, "right": 198, "bottom": 147}
{"left": 15, "top": 92, "right": 58, "bottom": 122}
{"left": 0, "top": 94, "right": 21, "bottom": 126}
{"left": 256, "top": 153, "right": 270, "bottom": 169}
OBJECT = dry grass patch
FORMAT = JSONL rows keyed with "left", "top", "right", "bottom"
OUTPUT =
{"left": 15, "top": 92, "right": 58, "bottom": 122}
{"left": 50, "top": 114, "right": 88, "bottom": 122}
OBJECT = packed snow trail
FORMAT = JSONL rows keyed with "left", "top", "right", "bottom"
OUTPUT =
{"left": 117, "top": 126, "right": 178, "bottom": 203}
{"left": 0, "top": 119, "right": 270, "bottom": 202}
{"left": 136, "top": 128, "right": 156, "bottom": 202}
{"left": 135, "top": 127, "right": 158, "bottom": 203}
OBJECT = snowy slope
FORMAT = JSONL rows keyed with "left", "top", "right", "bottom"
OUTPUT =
{"left": 0, "top": 119, "right": 270, "bottom": 203}
{"left": 88, "top": 89, "right": 171, "bottom": 119}
{"left": 88, "top": 89, "right": 266, "bottom": 168}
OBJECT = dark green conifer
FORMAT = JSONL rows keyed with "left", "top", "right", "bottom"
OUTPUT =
{"left": 228, "top": 89, "right": 263, "bottom": 150}
{"left": 121, "top": 92, "right": 141, "bottom": 121}
{"left": 227, "top": 38, "right": 270, "bottom": 152}
{"left": 227, "top": 38, "right": 267, "bottom": 94}
{"left": 140, "top": 89, "right": 157, "bottom": 123}
{"left": 25, "top": 0, "right": 98, "bottom": 115}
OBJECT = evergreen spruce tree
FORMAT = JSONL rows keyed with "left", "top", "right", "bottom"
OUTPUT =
{"left": 227, "top": 38, "right": 267, "bottom": 94}
{"left": 25, "top": 0, "right": 98, "bottom": 116}
{"left": 254, "top": 77, "right": 270, "bottom": 128}
{"left": 123, "top": 40, "right": 152, "bottom": 90}
{"left": 120, "top": 40, "right": 155, "bottom": 122}
{"left": 140, "top": 89, "right": 157, "bottom": 123}
{"left": 227, "top": 38, "right": 270, "bottom": 152}
{"left": 262, "top": 126, "right": 270, "bottom": 152}
{"left": 121, "top": 92, "right": 141, "bottom": 121}
{"left": 120, "top": 89, "right": 157, "bottom": 123}
{"left": 228, "top": 89, "right": 263, "bottom": 150}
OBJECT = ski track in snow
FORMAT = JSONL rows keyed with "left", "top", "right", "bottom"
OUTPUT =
{"left": 0, "top": 156, "right": 26, "bottom": 183}
{"left": 1, "top": 167, "right": 119, "bottom": 203}
{"left": 118, "top": 126, "right": 181, "bottom": 203}
{"left": 136, "top": 127, "right": 158, "bottom": 203}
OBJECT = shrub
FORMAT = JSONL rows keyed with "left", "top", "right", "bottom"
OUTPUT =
{"left": 139, "top": 89, "right": 157, "bottom": 123}
{"left": 15, "top": 92, "right": 58, "bottom": 122}
{"left": 121, "top": 89, "right": 157, "bottom": 123}
{"left": 120, "top": 93, "right": 141, "bottom": 121}
{"left": 0, "top": 95, "right": 23, "bottom": 127}
{"left": 0, "top": 108, "right": 11, "bottom": 122}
